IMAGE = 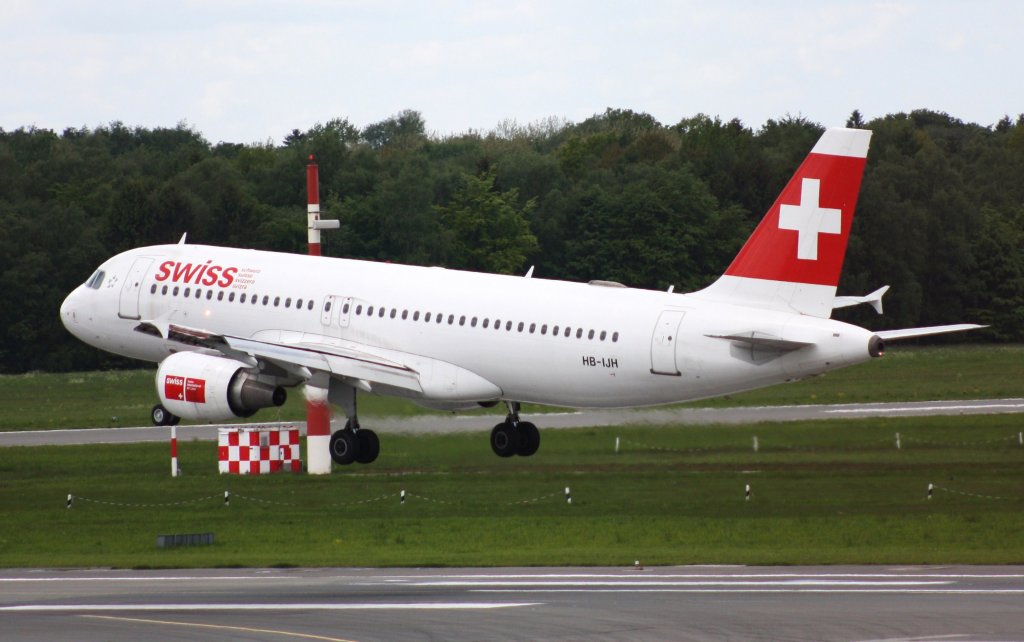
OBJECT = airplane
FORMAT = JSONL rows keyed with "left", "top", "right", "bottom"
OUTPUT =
{"left": 60, "top": 127, "right": 982, "bottom": 467}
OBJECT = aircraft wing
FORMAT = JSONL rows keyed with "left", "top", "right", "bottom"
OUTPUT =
{"left": 875, "top": 324, "right": 986, "bottom": 341}
{"left": 135, "top": 321, "right": 423, "bottom": 394}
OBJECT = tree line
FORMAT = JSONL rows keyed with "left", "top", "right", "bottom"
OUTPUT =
{"left": 1, "top": 108, "right": 1022, "bottom": 373}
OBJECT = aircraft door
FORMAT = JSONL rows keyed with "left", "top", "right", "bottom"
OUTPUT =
{"left": 118, "top": 257, "right": 153, "bottom": 320}
{"left": 337, "top": 297, "right": 353, "bottom": 328}
{"left": 650, "top": 310, "right": 685, "bottom": 376}
{"left": 320, "top": 296, "right": 338, "bottom": 326}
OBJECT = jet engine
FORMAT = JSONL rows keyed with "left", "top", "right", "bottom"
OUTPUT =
{"left": 156, "top": 352, "right": 286, "bottom": 421}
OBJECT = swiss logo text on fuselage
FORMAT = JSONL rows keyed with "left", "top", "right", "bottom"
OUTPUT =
{"left": 155, "top": 260, "right": 238, "bottom": 288}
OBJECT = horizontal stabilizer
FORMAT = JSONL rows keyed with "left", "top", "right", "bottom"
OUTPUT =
{"left": 706, "top": 332, "right": 813, "bottom": 352}
{"left": 875, "top": 324, "right": 986, "bottom": 341}
{"left": 833, "top": 285, "right": 889, "bottom": 314}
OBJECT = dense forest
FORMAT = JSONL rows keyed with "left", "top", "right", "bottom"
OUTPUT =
{"left": 1, "top": 108, "right": 1022, "bottom": 373}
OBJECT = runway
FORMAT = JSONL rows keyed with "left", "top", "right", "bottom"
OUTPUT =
{"left": 2, "top": 566, "right": 1023, "bottom": 641}
{"left": 2, "top": 397, "right": 1022, "bottom": 447}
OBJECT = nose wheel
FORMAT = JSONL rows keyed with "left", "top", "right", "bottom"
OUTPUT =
{"left": 151, "top": 404, "right": 180, "bottom": 426}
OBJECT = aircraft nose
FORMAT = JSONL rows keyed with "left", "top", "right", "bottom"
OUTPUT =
{"left": 60, "top": 289, "right": 79, "bottom": 330}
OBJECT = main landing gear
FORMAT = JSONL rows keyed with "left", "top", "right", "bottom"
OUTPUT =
{"left": 329, "top": 420, "right": 380, "bottom": 465}
{"left": 327, "top": 382, "right": 380, "bottom": 466}
{"left": 490, "top": 402, "right": 540, "bottom": 458}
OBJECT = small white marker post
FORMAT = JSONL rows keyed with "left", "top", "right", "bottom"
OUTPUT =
{"left": 170, "top": 425, "right": 179, "bottom": 477}
{"left": 752, "top": 436, "right": 759, "bottom": 452}
{"left": 895, "top": 432, "right": 901, "bottom": 450}
{"left": 745, "top": 484, "right": 751, "bottom": 501}
{"left": 615, "top": 437, "right": 620, "bottom": 454}
{"left": 66, "top": 493, "right": 72, "bottom": 509}
{"left": 1018, "top": 432, "right": 1022, "bottom": 447}
{"left": 927, "top": 483, "right": 933, "bottom": 500}
{"left": 400, "top": 490, "right": 406, "bottom": 505}
{"left": 565, "top": 487, "right": 572, "bottom": 505}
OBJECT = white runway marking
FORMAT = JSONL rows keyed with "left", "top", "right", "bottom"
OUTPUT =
{"left": 410, "top": 580, "right": 952, "bottom": 587}
{"left": 374, "top": 572, "right": 1024, "bottom": 580}
{"left": 1, "top": 602, "right": 539, "bottom": 612}
{"left": 476, "top": 588, "right": 1024, "bottom": 595}
{"left": 0, "top": 576, "right": 257, "bottom": 582}
{"left": 827, "top": 402, "right": 1024, "bottom": 414}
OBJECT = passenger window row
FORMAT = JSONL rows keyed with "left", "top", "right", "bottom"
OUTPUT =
{"left": 151, "top": 283, "right": 316, "bottom": 311}
{"left": 152, "top": 283, "right": 620, "bottom": 343}
{"left": 339, "top": 301, "right": 620, "bottom": 343}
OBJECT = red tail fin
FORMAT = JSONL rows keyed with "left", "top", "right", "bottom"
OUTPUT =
{"left": 698, "top": 128, "right": 872, "bottom": 317}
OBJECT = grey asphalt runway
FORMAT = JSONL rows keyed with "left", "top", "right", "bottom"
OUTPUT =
{"left": 2, "top": 398, "right": 1022, "bottom": 447}
{"left": 2, "top": 566, "right": 1023, "bottom": 641}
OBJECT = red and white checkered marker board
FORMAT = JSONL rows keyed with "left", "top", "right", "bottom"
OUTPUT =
{"left": 218, "top": 427, "right": 302, "bottom": 474}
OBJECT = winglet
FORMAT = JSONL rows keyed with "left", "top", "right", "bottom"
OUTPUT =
{"left": 177, "top": 232, "right": 188, "bottom": 245}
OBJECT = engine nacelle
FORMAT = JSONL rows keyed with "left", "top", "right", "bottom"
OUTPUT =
{"left": 156, "top": 352, "right": 286, "bottom": 421}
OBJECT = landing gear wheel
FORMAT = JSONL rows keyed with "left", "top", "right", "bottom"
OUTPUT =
{"left": 329, "top": 429, "right": 359, "bottom": 465}
{"left": 517, "top": 421, "right": 540, "bottom": 457}
{"left": 490, "top": 422, "right": 520, "bottom": 458}
{"left": 355, "top": 429, "right": 380, "bottom": 464}
{"left": 151, "top": 404, "right": 177, "bottom": 426}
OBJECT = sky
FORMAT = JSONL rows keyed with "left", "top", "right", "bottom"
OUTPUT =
{"left": 2, "top": 1, "right": 1022, "bottom": 144}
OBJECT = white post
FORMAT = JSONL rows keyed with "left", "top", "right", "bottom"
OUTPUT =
{"left": 400, "top": 489, "right": 406, "bottom": 505}
{"left": 615, "top": 437, "right": 620, "bottom": 454}
{"left": 305, "top": 385, "right": 332, "bottom": 475}
{"left": 895, "top": 432, "right": 901, "bottom": 449}
{"left": 927, "top": 483, "right": 933, "bottom": 500}
{"left": 171, "top": 424, "right": 179, "bottom": 477}
{"left": 745, "top": 484, "right": 751, "bottom": 501}
{"left": 565, "top": 486, "right": 572, "bottom": 504}
{"left": 752, "top": 436, "right": 759, "bottom": 452}
{"left": 1019, "top": 432, "right": 1022, "bottom": 447}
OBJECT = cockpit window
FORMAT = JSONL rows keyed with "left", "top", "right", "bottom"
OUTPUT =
{"left": 85, "top": 270, "right": 106, "bottom": 290}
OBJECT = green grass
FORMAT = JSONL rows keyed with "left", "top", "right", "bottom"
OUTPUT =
{"left": 2, "top": 344, "right": 1022, "bottom": 431}
{"left": 2, "top": 414, "right": 1022, "bottom": 568}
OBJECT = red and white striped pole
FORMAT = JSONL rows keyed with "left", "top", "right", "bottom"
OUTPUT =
{"left": 170, "top": 424, "right": 179, "bottom": 477}
{"left": 305, "top": 156, "right": 333, "bottom": 474}
{"left": 307, "top": 155, "right": 323, "bottom": 256}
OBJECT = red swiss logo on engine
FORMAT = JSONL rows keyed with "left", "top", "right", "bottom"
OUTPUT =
{"left": 164, "top": 375, "right": 206, "bottom": 403}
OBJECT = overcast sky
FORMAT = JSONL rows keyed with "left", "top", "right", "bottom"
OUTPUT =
{"left": 3, "top": 1, "right": 1022, "bottom": 144}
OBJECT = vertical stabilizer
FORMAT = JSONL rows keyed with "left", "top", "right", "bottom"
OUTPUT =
{"left": 695, "top": 127, "right": 872, "bottom": 317}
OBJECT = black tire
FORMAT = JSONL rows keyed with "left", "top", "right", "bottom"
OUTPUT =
{"left": 329, "top": 429, "right": 359, "bottom": 465}
{"left": 490, "top": 422, "right": 520, "bottom": 458}
{"left": 355, "top": 429, "right": 380, "bottom": 464}
{"left": 517, "top": 421, "right": 540, "bottom": 457}
{"left": 151, "top": 404, "right": 175, "bottom": 426}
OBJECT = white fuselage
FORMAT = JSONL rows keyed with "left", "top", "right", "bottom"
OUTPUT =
{"left": 60, "top": 243, "right": 876, "bottom": 409}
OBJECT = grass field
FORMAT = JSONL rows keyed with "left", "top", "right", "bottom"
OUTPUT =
{"left": 2, "top": 344, "right": 1022, "bottom": 431}
{"left": 2, "top": 414, "right": 1022, "bottom": 568}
